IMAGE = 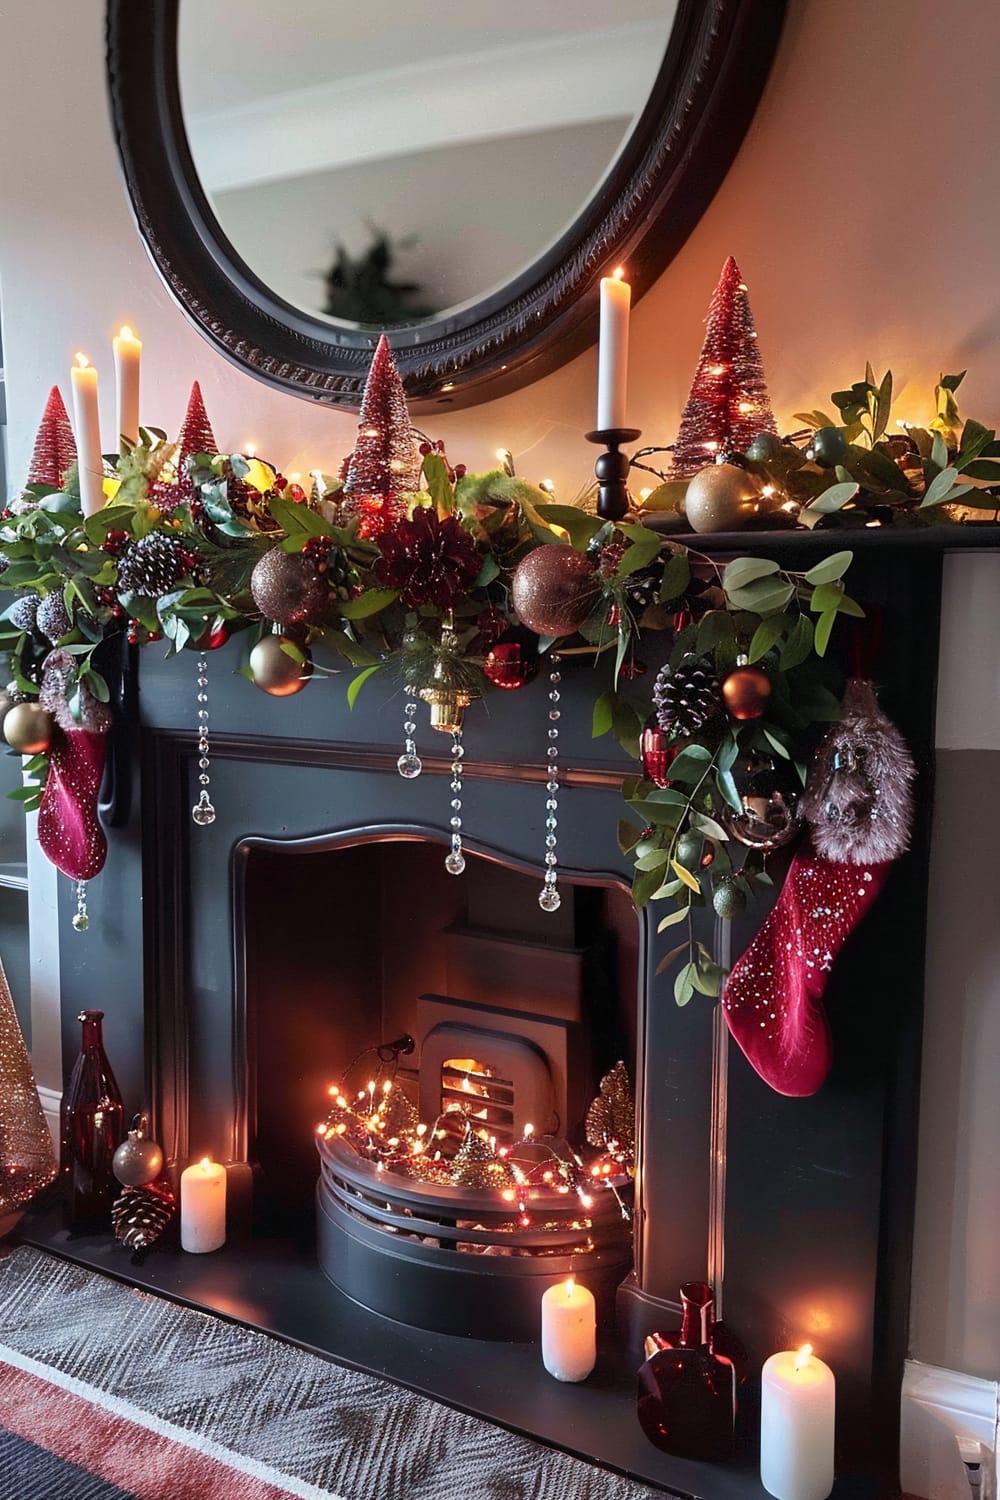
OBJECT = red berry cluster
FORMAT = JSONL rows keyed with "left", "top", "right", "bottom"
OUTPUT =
{"left": 417, "top": 439, "right": 466, "bottom": 483}
{"left": 126, "top": 621, "right": 162, "bottom": 646}
{"left": 301, "top": 535, "right": 333, "bottom": 572}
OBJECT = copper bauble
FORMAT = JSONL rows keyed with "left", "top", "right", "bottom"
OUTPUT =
{"left": 724, "top": 790, "right": 799, "bottom": 850}
{"left": 250, "top": 549, "right": 330, "bottom": 627}
{"left": 511, "top": 545, "right": 599, "bottom": 637}
{"left": 721, "top": 665, "right": 772, "bottom": 720}
{"left": 249, "top": 635, "right": 313, "bottom": 696}
{"left": 3, "top": 702, "right": 54, "bottom": 754}
{"left": 683, "top": 464, "right": 765, "bottom": 533}
{"left": 112, "top": 1120, "right": 164, "bottom": 1187}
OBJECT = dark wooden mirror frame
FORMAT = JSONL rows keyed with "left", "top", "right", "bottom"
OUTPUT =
{"left": 105, "top": 0, "right": 786, "bottom": 413}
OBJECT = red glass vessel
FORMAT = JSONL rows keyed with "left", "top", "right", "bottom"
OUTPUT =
{"left": 637, "top": 1280, "right": 737, "bottom": 1462}
{"left": 59, "top": 1009, "right": 125, "bottom": 1230}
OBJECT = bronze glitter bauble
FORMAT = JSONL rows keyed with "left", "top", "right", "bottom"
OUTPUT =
{"left": 683, "top": 464, "right": 765, "bottom": 533}
{"left": 249, "top": 635, "right": 313, "bottom": 697}
{"left": 511, "top": 545, "right": 599, "bottom": 637}
{"left": 724, "top": 790, "right": 799, "bottom": 850}
{"left": 722, "top": 665, "right": 772, "bottom": 720}
{"left": 112, "top": 1123, "right": 164, "bottom": 1187}
{"left": 3, "top": 702, "right": 54, "bottom": 754}
{"left": 250, "top": 549, "right": 330, "bottom": 628}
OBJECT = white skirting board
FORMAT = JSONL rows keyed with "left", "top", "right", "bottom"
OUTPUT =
{"left": 901, "top": 1360, "right": 998, "bottom": 1499}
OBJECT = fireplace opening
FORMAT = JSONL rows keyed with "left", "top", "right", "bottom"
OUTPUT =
{"left": 240, "top": 836, "right": 640, "bottom": 1291}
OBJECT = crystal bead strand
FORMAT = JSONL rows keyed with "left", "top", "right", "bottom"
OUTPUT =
{"left": 72, "top": 879, "right": 89, "bottom": 933}
{"left": 539, "top": 653, "right": 562, "bottom": 912}
{"left": 444, "top": 731, "right": 466, "bottom": 875}
{"left": 191, "top": 652, "right": 216, "bottom": 827}
{"left": 397, "top": 699, "right": 422, "bottom": 779}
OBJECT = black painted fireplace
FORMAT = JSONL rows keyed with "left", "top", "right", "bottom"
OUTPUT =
{"left": 32, "top": 544, "right": 937, "bottom": 1496}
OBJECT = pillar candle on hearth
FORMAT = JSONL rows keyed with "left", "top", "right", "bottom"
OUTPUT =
{"left": 69, "top": 352, "right": 105, "bottom": 517}
{"left": 541, "top": 1277, "right": 596, "bottom": 1382}
{"left": 112, "top": 324, "right": 142, "bottom": 448}
{"left": 760, "top": 1345, "right": 835, "bottom": 1500}
{"left": 596, "top": 267, "right": 631, "bottom": 431}
{"left": 180, "top": 1156, "right": 227, "bottom": 1253}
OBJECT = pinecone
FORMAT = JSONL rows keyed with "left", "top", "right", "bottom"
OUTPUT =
{"left": 36, "top": 592, "right": 74, "bottom": 644}
{"left": 117, "top": 532, "right": 189, "bottom": 598}
{"left": 8, "top": 593, "right": 40, "bottom": 634}
{"left": 112, "top": 1178, "right": 176, "bottom": 1252}
{"left": 653, "top": 654, "right": 723, "bottom": 734}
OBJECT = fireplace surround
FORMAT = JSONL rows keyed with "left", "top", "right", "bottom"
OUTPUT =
{"left": 22, "top": 542, "right": 939, "bottom": 1496}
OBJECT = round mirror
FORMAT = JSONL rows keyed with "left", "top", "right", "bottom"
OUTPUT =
{"left": 106, "top": 1, "right": 786, "bottom": 410}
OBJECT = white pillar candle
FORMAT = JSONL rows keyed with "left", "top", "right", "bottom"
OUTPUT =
{"left": 761, "top": 1345, "right": 836, "bottom": 1500}
{"left": 70, "top": 352, "right": 105, "bottom": 517}
{"left": 541, "top": 1277, "right": 596, "bottom": 1382}
{"left": 180, "top": 1156, "right": 227, "bottom": 1253}
{"left": 112, "top": 325, "right": 142, "bottom": 448}
{"left": 596, "top": 267, "right": 631, "bottom": 431}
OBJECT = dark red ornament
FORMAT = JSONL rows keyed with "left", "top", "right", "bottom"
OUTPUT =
{"left": 671, "top": 256, "right": 777, "bottom": 477}
{"left": 721, "top": 665, "right": 771, "bottom": 720}
{"left": 641, "top": 727, "right": 677, "bottom": 788}
{"left": 27, "top": 386, "right": 77, "bottom": 489}
{"left": 375, "top": 508, "right": 481, "bottom": 611}
{"left": 484, "top": 632, "right": 537, "bottom": 691}
{"left": 511, "top": 545, "right": 600, "bottom": 637}
{"left": 195, "top": 623, "right": 230, "bottom": 651}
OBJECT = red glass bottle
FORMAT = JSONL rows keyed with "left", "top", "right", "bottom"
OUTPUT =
{"left": 637, "top": 1280, "right": 737, "bottom": 1462}
{"left": 59, "top": 1009, "right": 126, "bottom": 1230}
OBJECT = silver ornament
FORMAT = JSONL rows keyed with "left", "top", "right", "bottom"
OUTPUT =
{"left": 112, "top": 1116, "right": 164, "bottom": 1187}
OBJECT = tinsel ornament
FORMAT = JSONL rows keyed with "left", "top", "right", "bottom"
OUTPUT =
{"left": 483, "top": 630, "right": 537, "bottom": 691}
{"left": 683, "top": 463, "right": 766, "bottom": 533}
{"left": 0, "top": 953, "right": 57, "bottom": 1231}
{"left": 585, "top": 1061, "right": 636, "bottom": 1174}
{"left": 511, "top": 545, "right": 600, "bottom": 637}
{"left": 112, "top": 1114, "right": 164, "bottom": 1187}
{"left": 653, "top": 655, "right": 722, "bottom": 736}
{"left": 3, "top": 702, "right": 54, "bottom": 755}
{"left": 799, "top": 678, "right": 916, "bottom": 864}
{"left": 249, "top": 634, "right": 313, "bottom": 697}
{"left": 671, "top": 256, "right": 778, "bottom": 477}
{"left": 341, "top": 334, "right": 422, "bottom": 538}
{"left": 111, "top": 1176, "right": 176, "bottom": 1254}
{"left": 721, "top": 664, "right": 771, "bottom": 721}
{"left": 375, "top": 507, "right": 482, "bottom": 612}
{"left": 26, "top": 386, "right": 77, "bottom": 489}
{"left": 250, "top": 548, "right": 330, "bottom": 628}
{"left": 451, "top": 1128, "right": 510, "bottom": 1190}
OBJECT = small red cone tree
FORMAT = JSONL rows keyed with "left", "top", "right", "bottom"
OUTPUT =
{"left": 27, "top": 386, "right": 77, "bottom": 488}
{"left": 671, "top": 257, "right": 777, "bottom": 477}
{"left": 342, "top": 335, "right": 421, "bottom": 537}
{"left": 176, "top": 381, "right": 217, "bottom": 469}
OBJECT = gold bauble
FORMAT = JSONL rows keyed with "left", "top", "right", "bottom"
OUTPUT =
{"left": 511, "top": 545, "right": 600, "bottom": 637}
{"left": 419, "top": 685, "right": 475, "bottom": 734}
{"left": 249, "top": 635, "right": 313, "bottom": 697}
{"left": 683, "top": 463, "right": 765, "bottom": 533}
{"left": 2, "top": 702, "right": 54, "bottom": 754}
{"left": 721, "top": 665, "right": 772, "bottom": 720}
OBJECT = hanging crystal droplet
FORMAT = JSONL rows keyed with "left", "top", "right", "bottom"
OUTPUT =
{"left": 445, "top": 849, "right": 466, "bottom": 876}
{"left": 72, "top": 880, "right": 90, "bottom": 933}
{"left": 191, "top": 790, "right": 216, "bottom": 826}
{"left": 538, "top": 654, "right": 563, "bottom": 913}
{"left": 538, "top": 885, "right": 562, "bottom": 912}
{"left": 397, "top": 752, "right": 423, "bottom": 778}
{"left": 397, "top": 700, "right": 422, "bottom": 778}
{"left": 444, "top": 730, "right": 466, "bottom": 875}
{"left": 191, "top": 654, "right": 217, "bottom": 826}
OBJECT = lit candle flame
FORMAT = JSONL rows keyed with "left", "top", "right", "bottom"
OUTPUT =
{"left": 794, "top": 1344, "right": 813, "bottom": 1372}
{"left": 119, "top": 325, "right": 135, "bottom": 341}
{"left": 612, "top": 266, "right": 625, "bottom": 281}
{"left": 199, "top": 1156, "right": 212, "bottom": 1171}
{"left": 75, "top": 352, "right": 90, "bottom": 369}
{"left": 566, "top": 1277, "right": 575, "bottom": 1295}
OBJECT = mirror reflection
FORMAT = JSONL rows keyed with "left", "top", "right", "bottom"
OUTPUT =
{"left": 178, "top": 1, "right": 676, "bottom": 328}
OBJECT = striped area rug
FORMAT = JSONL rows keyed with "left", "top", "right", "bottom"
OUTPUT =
{"left": 0, "top": 1246, "right": 660, "bottom": 1500}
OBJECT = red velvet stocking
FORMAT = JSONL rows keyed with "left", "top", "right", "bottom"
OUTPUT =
{"left": 37, "top": 651, "right": 111, "bottom": 882}
{"left": 722, "top": 845, "right": 890, "bottom": 1097}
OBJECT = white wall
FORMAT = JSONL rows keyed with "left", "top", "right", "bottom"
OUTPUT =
{"left": 1, "top": 0, "right": 999, "bottom": 1388}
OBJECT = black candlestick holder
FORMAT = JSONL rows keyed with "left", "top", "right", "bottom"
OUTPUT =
{"left": 585, "top": 428, "right": 642, "bottom": 521}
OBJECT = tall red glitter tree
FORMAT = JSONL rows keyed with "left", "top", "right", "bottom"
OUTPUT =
{"left": 671, "top": 257, "right": 777, "bottom": 477}
{"left": 26, "top": 386, "right": 77, "bottom": 488}
{"left": 176, "top": 381, "right": 217, "bottom": 469}
{"left": 341, "top": 335, "right": 422, "bottom": 537}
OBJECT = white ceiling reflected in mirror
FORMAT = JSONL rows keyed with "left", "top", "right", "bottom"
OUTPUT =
{"left": 178, "top": 0, "right": 676, "bottom": 326}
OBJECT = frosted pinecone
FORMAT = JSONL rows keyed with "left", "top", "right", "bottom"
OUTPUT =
{"left": 36, "top": 592, "right": 74, "bottom": 644}
{"left": 117, "top": 532, "right": 188, "bottom": 597}
{"left": 8, "top": 593, "right": 40, "bottom": 634}
{"left": 653, "top": 654, "right": 722, "bottom": 735}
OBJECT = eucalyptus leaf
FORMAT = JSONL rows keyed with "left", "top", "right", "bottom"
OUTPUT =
{"left": 803, "top": 550, "right": 853, "bottom": 586}
{"left": 658, "top": 549, "right": 691, "bottom": 602}
{"left": 346, "top": 664, "right": 381, "bottom": 708}
{"left": 634, "top": 850, "right": 671, "bottom": 872}
{"left": 690, "top": 811, "right": 729, "bottom": 841}
{"left": 814, "top": 609, "right": 838, "bottom": 656}
{"left": 656, "top": 907, "right": 690, "bottom": 933}
{"left": 534, "top": 503, "right": 603, "bottom": 550}
{"left": 920, "top": 465, "right": 975, "bottom": 508}
{"left": 267, "top": 494, "right": 335, "bottom": 538}
{"left": 617, "top": 818, "right": 645, "bottom": 854}
{"left": 716, "top": 767, "right": 743, "bottom": 812}
{"left": 641, "top": 481, "right": 689, "bottom": 514}
{"left": 806, "top": 481, "right": 860, "bottom": 515}
{"left": 724, "top": 577, "right": 794, "bottom": 614}
{"left": 655, "top": 942, "right": 688, "bottom": 976}
{"left": 779, "top": 615, "right": 814, "bottom": 670}
{"left": 592, "top": 691, "right": 614, "bottom": 739}
{"left": 338, "top": 587, "right": 399, "bottom": 619}
{"left": 762, "top": 726, "right": 791, "bottom": 759}
{"left": 930, "top": 432, "right": 949, "bottom": 473}
{"left": 674, "top": 962, "right": 697, "bottom": 1007}
{"left": 722, "top": 556, "right": 781, "bottom": 591}
{"left": 747, "top": 615, "right": 785, "bottom": 664}
{"left": 809, "top": 582, "right": 845, "bottom": 614}
{"left": 669, "top": 859, "right": 701, "bottom": 894}
{"left": 615, "top": 529, "right": 661, "bottom": 576}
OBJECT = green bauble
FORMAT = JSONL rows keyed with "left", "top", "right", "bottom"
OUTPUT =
{"left": 675, "top": 832, "right": 704, "bottom": 869}
{"left": 745, "top": 432, "right": 784, "bottom": 462}
{"left": 712, "top": 879, "right": 747, "bottom": 918}
{"left": 683, "top": 464, "right": 764, "bottom": 533}
{"left": 808, "top": 426, "right": 848, "bottom": 468}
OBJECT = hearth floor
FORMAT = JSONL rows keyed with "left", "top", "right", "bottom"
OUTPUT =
{"left": 18, "top": 1201, "right": 877, "bottom": 1500}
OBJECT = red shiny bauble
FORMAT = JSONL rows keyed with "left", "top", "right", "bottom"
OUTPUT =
{"left": 641, "top": 727, "right": 678, "bottom": 788}
{"left": 511, "top": 545, "right": 599, "bottom": 637}
{"left": 195, "top": 624, "right": 230, "bottom": 651}
{"left": 722, "top": 666, "right": 772, "bottom": 721}
{"left": 484, "top": 632, "right": 537, "bottom": 691}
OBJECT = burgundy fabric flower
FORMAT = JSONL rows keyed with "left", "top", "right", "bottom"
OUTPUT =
{"left": 375, "top": 508, "right": 481, "bottom": 610}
